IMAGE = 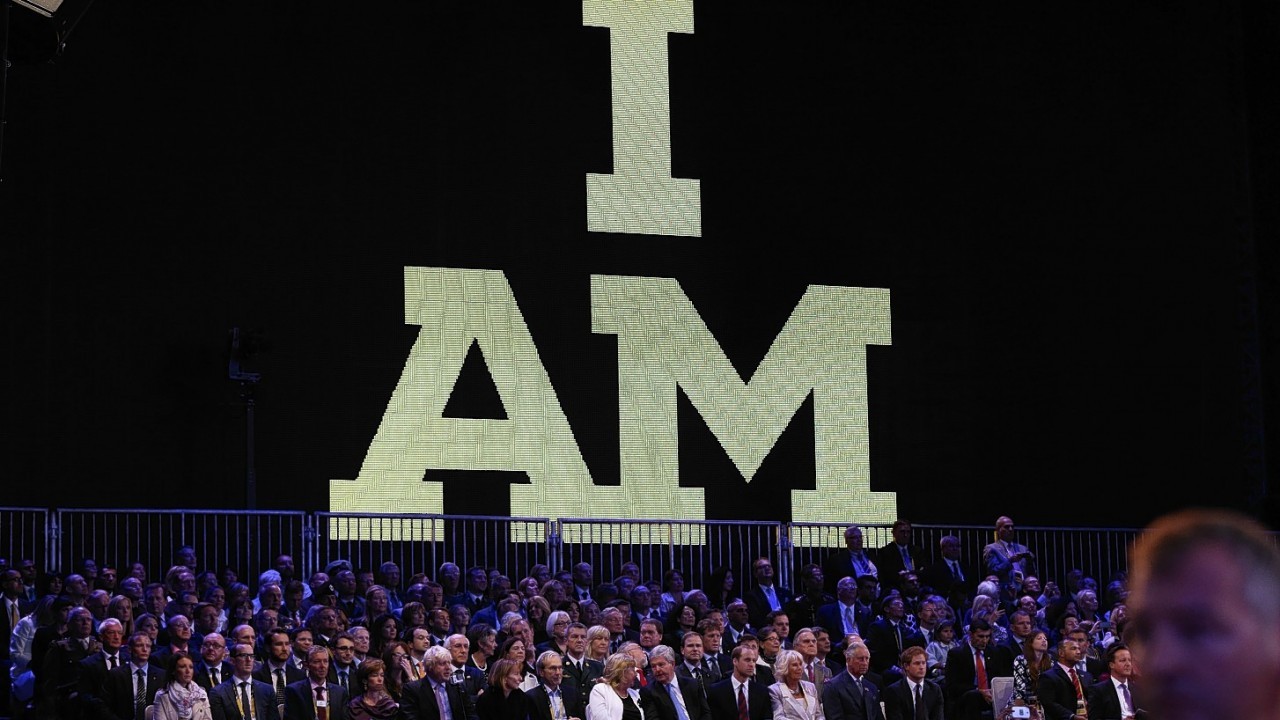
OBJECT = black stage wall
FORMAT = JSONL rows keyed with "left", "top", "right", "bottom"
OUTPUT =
{"left": 2, "top": 1, "right": 1279, "bottom": 529}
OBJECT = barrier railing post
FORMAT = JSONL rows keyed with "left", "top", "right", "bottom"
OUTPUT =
{"left": 548, "top": 521, "right": 562, "bottom": 575}
{"left": 47, "top": 509, "right": 61, "bottom": 574}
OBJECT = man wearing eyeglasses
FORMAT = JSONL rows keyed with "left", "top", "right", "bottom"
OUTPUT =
{"left": 327, "top": 632, "right": 363, "bottom": 696}
{"left": 209, "top": 642, "right": 281, "bottom": 720}
{"left": 195, "top": 632, "right": 233, "bottom": 691}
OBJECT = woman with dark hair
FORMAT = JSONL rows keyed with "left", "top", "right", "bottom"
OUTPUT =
{"left": 135, "top": 613, "right": 161, "bottom": 644}
{"left": 400, "top": 601, "right": 427, "bottom": 639}
{"left": 1005, "top": 630, "right": 1052, "bottom": 712}
{"left": 356, "top": 585, "right": 391, "bottom": 628}
{"left": 497, "top": 636, "right": 539, "bottom": 691}
{"left": 476, "top": 658, "right": 532, "bottom": 720}
{"left": 200, "top": 585, "right": 227, "bottom": 633}
{"left": 369, "top": 613, "right": 403, "bottom": 658}
{"left": 36, "top": 573, "right": 63, "bottom": 598}
{"left": 526, "top": 596, "right": 552, "bottom": 645}
{"left": 381, "top": 641, "right": 412, "bottom": 701}
{"left": 152, "top": 651, "right": 214, "bottom": 720}
{"left": 658, "top": 569, "right": 693, "bottom": 616}
{"left": 662, "top": 601, "right": 699, "bottom": 648}
{"left": 706, "top": 566, "right": 739, "bottom": 611}
{"left": 469, "top": 623, "right": 498, "bottom": 674}
{"left": 347, "top": 658, "right": 399, "bottom": 719}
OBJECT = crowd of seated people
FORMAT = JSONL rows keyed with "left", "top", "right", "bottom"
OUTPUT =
{"left": 0, "top": 516, "right": 1140, "bottom": 720}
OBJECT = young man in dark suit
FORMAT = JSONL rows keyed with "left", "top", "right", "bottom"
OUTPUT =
{"left": 96, "top": 632, "right": 167, "bottom": 720}
{"left": 882, "top": 647, "right": 941, "bottom": 720}
{"left": 707, "top": 646, "right": 772, "bottom": 720}
{"left": 942, "top": 619, "right": 1010, "bottom": 720}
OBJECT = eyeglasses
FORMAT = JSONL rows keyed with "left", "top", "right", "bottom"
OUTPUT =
{"left": 231, "top": 653, "right": 255, "bottom": 659}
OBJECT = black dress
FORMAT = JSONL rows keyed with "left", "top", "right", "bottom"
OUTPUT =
{"left": 477, "top": 687, "right": 533, "bottom": 720}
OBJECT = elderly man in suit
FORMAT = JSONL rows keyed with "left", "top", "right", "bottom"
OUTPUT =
{"left": 644, "top": 645, "right": 712, "bottom": 720}
{"left": 284, "top": 645, "right": 348, "bottom": 720}
{"left": 882, "top": 647, "right": 941, "bottom": 720}
{"left": 529, "top": 650, "right": 585, "bottom": 720}
{"left": 96, "top": 632, "right": 167, "bottom": 720}
{"left": 982, "top": 517, "right": 1036, "bottom": 586}
{"left": 822, "top": 641, "right": 884, "bottom": 720}
{"left": 708, "top": 646, "right": 772, "bottom": 720}
{"left": 823, "top": 528, "right": 879, "bottom": 595}
{"left": 401, "top": 644, "right": 479, "bottom": 720}
{"left": 209, "top": 641, "right": 281, "bottom": 720}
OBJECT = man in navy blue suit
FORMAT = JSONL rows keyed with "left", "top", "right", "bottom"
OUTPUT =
{"left": 822, "top": 641, "right": 885, "bottom": 720}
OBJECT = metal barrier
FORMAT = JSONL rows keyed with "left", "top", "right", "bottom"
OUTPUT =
{"left": 312, "top": 513, "right": 552, "bottom": 583}
{"left": 555, "top": 518, "right": 786, "bottom": 593}
{"left": 787, "top": 523, "right": 1140, "bottom": 590}
{"left": 0, "top": 507, "right": 50, "bottom": 574}
{"left": 54, "top": 509, "right": 309, "bottom": 586}
{"left": 25, "top": 509, "right": 1143, "bottom": 599}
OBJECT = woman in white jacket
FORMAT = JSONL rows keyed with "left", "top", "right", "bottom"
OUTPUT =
{"left": 151, "top": 651, "right": 214, "bottom": 720}
{"left": 586, "top": 653, "right": 645, "bottom": 720}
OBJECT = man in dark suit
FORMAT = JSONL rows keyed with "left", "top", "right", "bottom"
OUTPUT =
{"left": 823, "top": 641, "right": 885, "bottom": 720}
{"left": 529, "top": 649, "right": 585, "bottom": 720}
{"left": 210, "top": 641, "right": 282, "bottom": 720}
{"left": 41, "top": 606, "right": 99, "bottom": 717}
{"left": 817, "top": 577, "right": 879, "bottom": 651}
{"left": 644, "top": 645, "right": 712, "bottom": 720}
{"left": 561, "top": 623, "right": 604, "bottom": 694}
{"left": 918, "top": 536, "right": 975, "bottom": 607}
{"left": 707, "top": 646, "right": 771, "bottom": 720}
{"left": 447, "top": 633, "right": 488, "bottom": 704}
{"left": 327, "top": 631, "right": 364, "bottom": 697}
{"left": 823, "top": 527, "right": 880, "bottom": 595}
{"left": 1058, "top": 629, "right": 1105, "bottom": 683}
{"left": 942, "top": 619, "right": 1010, "bottom": 720}
{"left": 401, "top": 645, "right": 479, "bottom": 720}
{"left": 883, "top": 648, "right": 942, "bottom": 720}
{"left": 78, "top": 618, "right": 130, "bottom": 717}
{"left": 1040, "top": 638, "right": 1089, "bottom": 720}
{"left": 194, "top": 632, "right": 234, "bottom": 691}
{"left": 1087, "top": 643, "right": 1143, "bottom": 720}
{"left": 875, "top": 521, "right": 927, "bottom": 597}
{"left": 96, "top": 632, "right": 167, "bottom": 720}
{"left": 284, "top": 645, "right": 348, "bottom": 720}
{"left": 744, "top": 557, "right": 793, "bottom": 632}
{"left": 255, "top": 628, "right": 306, "bottom": 707}
{"left": 863, "top": 596, "right": 925, "bottom": 676}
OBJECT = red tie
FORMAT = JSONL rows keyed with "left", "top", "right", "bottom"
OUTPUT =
{"left": 974, "top": 651, "right": 988, "bottom": 691}
{"left": 737, "top": 684, "right": 749, "bottom": 720}
{"left": 1069, "top": 668, "right": 1083, "bottom": 699}
{"left": 807, "top": 663, "right": 815, "bottom": 683}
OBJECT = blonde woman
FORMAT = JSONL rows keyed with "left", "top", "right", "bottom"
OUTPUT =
{"left": 768, "top": 650, "right": 822, "bottom": 720}
{"left": 586, "top": 653, "right": 646, "bottom": 720}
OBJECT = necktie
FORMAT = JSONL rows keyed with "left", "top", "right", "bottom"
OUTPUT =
{"left": 764, "top": 586, "right": 779, "bottom": 611}
{"left": 843, "top": 606, "right": 856, "bottom": 635}
{"left": 339, "top": 670, "right": 349, "bottom": 692}
{"left": 315, "top": 685, "right": 328, "bottom": 720}
{"left": 737, "top": 683, "right": 749, "bottom": 720}
{"left": 855, "top": 676, "right": 864, "bottom": 694}
{"left": 275, "top": 668, "right": 287, "bottom": 707}
{"left": 239, "top": 681, "right": 253, "bottom": 720}
{"left": 974, "top": 651, "right": 988, "bottom": 691}
{"left": 8, "top": 602, "right": 18, "bottom": 630}
{"left": 638, "top": 671, "right": 647, "bottom": 688}
{"left": 950, "top": 561, "right": 963, "bottom": 581}
{"left": 692, "top": 667, "right": 706, "bottom": 697}
{"left": 211, "top": 668, "right": 219, "bottom": 685}
{"left": 551, "top": 690, "right": 566, "bottom": 720}
{"left": 914, "top": 683, "right": 926, "bottom": 720}
{"left": 454, "top": 668, "right": 465, "bottom": 684}
{"left": 436, "top": 683, "right": 450, "bottom": 720}
{"left": 109, "top": 655, "right": 118, "bottom": 670}
{"left": 1069, "top": 668, "right": 1083, "bottom": 700}
{"left": 669, "top": 683, "right": 691, "bottom": 720}
{"left": 806, "top": 663, "right": 815, "bottom": 684}
{"left": 894, "top": 623, "right": 903, "bottom": 652}
{"left": 134, "top": 669, "right": 146, "bottom": 720}
{"left": 901, "top": 546, "right": 913, "bottom": 571}
{"left": 1120, "top": 682, "right": 1132, "bottom": 711}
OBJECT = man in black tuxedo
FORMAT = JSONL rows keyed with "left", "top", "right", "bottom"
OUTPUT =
{"left": 883, "top": 647, "right": 942, "bottom": 720}
{"left": 560, "top": 623, "right": 604, "bottom": 694}
{"left": 96, "top": 632, "right": 167, "bottom": 720}
{"left": 1087, "top": 643, "right": 1143, "bottom": 720}
{"left": 78, "top": 618, "right": 130, "bottom": 715}
{"left": 707, "top": 646, "right": 771, "bottom": 720}
{"left": 942, "top": 619, "right": 1010, "bottom": 720}
{"left": 210, "top": 641, "right": 281, "bottom": 720}
{"left": 875, "top": 521, "right": 927, "bottom": 598}
{"left": 643, "top": 645, "right": 712, "bottom": 720}
{"left": 401, "top": 645, "right": 479, "bottom": 720}
{"left": 744, "top": 557, "right": 793, "bottom": 632}
{"left": 194, "top": 632, "right": 234, "bottom": 691}
{"left": 1040, "top": 638, "right": 1089, "bottom": 720}
{"left": 528, "top": 649, "right": 585, "bottom": 720}
{"left": 822, "top": 641, "right": 885, "bottom": 720}
{"left": 823, "top": 527, "right": 879, "bottom": 595}
{"left": 284, "top": 645, "right": 348, "bottom": 720}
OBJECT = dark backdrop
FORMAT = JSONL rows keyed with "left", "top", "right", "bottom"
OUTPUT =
{"left": 2, "top": 0, "right": 1278, "bottom": 528}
